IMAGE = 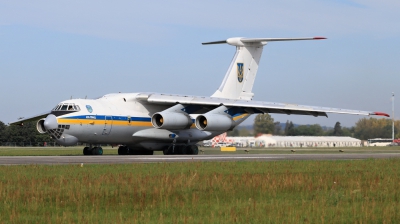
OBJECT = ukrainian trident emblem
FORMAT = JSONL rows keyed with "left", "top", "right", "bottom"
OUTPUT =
{"left": 237, "top": 63, "right": 244, "bottom": 83}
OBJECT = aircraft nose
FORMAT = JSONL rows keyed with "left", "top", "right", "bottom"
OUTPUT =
{"left": 44, "top": 114, "right": 58, "bottom": 130}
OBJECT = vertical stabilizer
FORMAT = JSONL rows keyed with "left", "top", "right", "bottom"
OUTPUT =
{"left": 203, "top": 37, "right": 326, "bottom": 100}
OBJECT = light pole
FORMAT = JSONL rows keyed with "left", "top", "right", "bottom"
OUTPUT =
{"left": 392, "top": 92, "right": 395, "bottom": 142}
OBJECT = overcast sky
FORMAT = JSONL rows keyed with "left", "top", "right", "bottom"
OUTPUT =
{"left": 1, "top": 0, "right": 399, "bottom": 127}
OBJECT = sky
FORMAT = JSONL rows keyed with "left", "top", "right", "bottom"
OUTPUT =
{"left": 0, "top": 0, "right": 399, "bottom": 127}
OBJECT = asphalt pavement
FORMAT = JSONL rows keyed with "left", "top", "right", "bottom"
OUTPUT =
{"left": 1, "top": 153, "right": 400, "bottom": 165}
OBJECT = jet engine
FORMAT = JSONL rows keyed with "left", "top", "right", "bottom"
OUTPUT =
{"left": 195, "top": 105, "right": 234, "bottom": 131}
{"left": 36, "top": 118, "right": 47, "bottom": 134}
{"left": 195, "top": 114, "right": 233, "bottom": 131}
{"left": 151, "top": 104, "right": 192, "bottom": 130}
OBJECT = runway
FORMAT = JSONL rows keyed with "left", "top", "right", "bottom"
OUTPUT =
{"left": 1, "top": 153, "right": 400, "bottom": 165}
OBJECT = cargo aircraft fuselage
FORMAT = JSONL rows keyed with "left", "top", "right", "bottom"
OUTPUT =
{"left": 11, "top": 37, "right": 389, "bottom": 155}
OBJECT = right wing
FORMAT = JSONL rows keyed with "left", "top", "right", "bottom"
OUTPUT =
{"left": 137, "top": 93, "right": 389, "bottom": 117}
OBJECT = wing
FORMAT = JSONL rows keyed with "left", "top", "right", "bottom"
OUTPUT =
{"left": 136, "top": 93, "right": 389, "bottom": 117}
{"left": 9, "top": 111, "right": 51, "bottom": 126}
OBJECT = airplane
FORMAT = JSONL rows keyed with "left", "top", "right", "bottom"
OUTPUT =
{"left": 10, "top": 36, "right": 389, "bottom": 155}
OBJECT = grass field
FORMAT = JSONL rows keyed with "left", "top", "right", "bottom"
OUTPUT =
{"left": 1, "top": 159, "right": 400, "bottom": 223}
{"left": 0, "top": 146, "right": 399, "bottom": 156}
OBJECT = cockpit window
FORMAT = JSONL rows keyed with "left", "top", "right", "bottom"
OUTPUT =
{"left": 52, "top": 103, "right": 81, "bottom": 112}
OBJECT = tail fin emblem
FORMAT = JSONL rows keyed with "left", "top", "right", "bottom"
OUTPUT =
{"left": 237, "top": 63, "right": 244, "bottom": 83}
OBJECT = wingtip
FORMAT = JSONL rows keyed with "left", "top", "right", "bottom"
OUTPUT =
{"left": 313, "top": 37, "right": 327, "bottom": 40}
{"left": 372, "top": 112, "right": 390, "bottom": 117}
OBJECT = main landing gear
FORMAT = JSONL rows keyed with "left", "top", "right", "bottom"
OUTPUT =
{"left": 117, "top": 146, "right": 154, "bottom": 155}
{"left": 83, "top": 146, "right": 103, "bottom": 155}
{"left": 163, "top": 145, "right": 199, "bottom": 155}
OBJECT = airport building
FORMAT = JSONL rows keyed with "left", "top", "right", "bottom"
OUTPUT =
{"left": 204, "top": 133, "right": 362, "bottom": 148}
{"left": 255, "top": 135, "right": 362, "bottom": 147}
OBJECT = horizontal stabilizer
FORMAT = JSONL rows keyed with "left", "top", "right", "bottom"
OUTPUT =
{"left": 202, "top": 40, "right": 227, "bottom": 45}
{"left": 202, "top": 37, "right": 326, "bottom": 46}
{"left": 241, "top": 37, "right": 326, "bottom": 42}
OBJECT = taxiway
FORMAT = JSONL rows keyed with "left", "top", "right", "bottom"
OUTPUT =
{"left": 1, "top": 153, "right": 400, "bottom": 165}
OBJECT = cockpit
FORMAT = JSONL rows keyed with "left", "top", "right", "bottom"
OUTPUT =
{"left": 52, "top": 103, "right": 81, "bottom": 112}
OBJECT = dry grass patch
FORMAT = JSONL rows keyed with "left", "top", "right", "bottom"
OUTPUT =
{"left": 0, "top": 159, "right": 399, "bottom": 223}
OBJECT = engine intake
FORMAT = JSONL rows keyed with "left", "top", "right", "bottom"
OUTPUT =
{"left": 151, "top": 112, "right": 192, "bottom": 129}
{"left": 195, "top": 114, "right": 233, "bottom": 131}
{"left": 151, "top": 104, "right": 193, "bottom": 130}
{"left": 36, "top": 119, "right": 47, "bottom": 134}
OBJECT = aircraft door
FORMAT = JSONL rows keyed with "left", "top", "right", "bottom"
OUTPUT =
{"left": 102, "top": 115, "right": 113, "bottom": 135}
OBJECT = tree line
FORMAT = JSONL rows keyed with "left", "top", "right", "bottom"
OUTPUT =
{"left": 0, "top": 121, "right": 55, "bottom": 146}
{"left": 228, "top": 114, "right": 400, "bottom": 140}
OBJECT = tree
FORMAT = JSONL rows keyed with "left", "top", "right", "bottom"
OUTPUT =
{"left": 354, "top": 117, "right": 400, "bottom": 140}
{"left": 286, "top": 121, "right": 295, "bottom": 136}
{"left": 238, "top": 128, "right": 252, "bottom": 136}
{"left": 293, "top": 124, "right": 324, "bottom": 136}
{"left": 3, "top": 120, "right": 55, "bottom": 146}
{"left": 284, "top": 120, "right": 290, "bottom": 135}
{"left": 227, "top": 128, "right": 239, "bottom": 136}
{"left": 273, "top": 122, "right": 282, "bottom": 135}
{"left": 253, "top": 114, "right": 274, "bottom": 136}
{"left": 333, "top": 122, "right": 343, "bottom": 136}
{"left": 0, "top": 121, "right": 6, "bottom": 143}
{"left": 342, "top": 126, "right": 355, "bottom": 137}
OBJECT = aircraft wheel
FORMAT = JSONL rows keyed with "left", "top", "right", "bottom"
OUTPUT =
{"left": 118, "top": 146, "right": 128, "bottom": 155}
{"left": 83, "top": 147, "right": 91, "bottom": 155}
{"left": 191, "top": 145, "right": 199, "bottom": 155}
{"left": 92, "top": 147, "right": 103, "bottom": 155}
{"left": 174, "top": 146, "right": 185, "bottom": 155}
{"left": 185, "top": 145, "right": 193, "bottom": 155}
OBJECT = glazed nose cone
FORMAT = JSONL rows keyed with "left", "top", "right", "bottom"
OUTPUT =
{"left": 44, "top": 114, "right": 58, "bottom": 130}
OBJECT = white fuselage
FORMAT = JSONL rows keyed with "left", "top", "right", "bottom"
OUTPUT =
{"left": 47, "top": 93, "right": 249, "bottom": 150}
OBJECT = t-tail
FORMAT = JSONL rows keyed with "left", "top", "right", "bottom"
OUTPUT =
{"left": 203, "top": 37, "right": 326, "bottom": 100}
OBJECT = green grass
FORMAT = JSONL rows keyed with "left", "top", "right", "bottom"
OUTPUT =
{"left": 0, "top": 160, "right": 400, "bottom": 223}
{"left": 0, "top": 146, "right": 399, "bottom": 156}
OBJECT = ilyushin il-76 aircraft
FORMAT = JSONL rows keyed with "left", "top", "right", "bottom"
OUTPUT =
{"left": 10, "top": 36, "right": 389, "bottom": 155}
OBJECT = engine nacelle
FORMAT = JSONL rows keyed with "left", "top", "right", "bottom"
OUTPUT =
{"left": 36, "top": 119, "right": 47, "bottom": 134}
{"left": 151, "top": 112, "right": 192, "bottom": 130}
{"left": 195, "top": 114, "right": 234, "bottom": 131}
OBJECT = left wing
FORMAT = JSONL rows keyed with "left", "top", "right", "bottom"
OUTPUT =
{"left": 9, "top": 111, "right": 51, "bottom": 126}
{"left": 136, "top": 93, "right": 389, "bottom": 117}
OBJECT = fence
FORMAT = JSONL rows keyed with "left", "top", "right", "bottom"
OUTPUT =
{"left": 0, "top": 142, "right": 74, "bottom": 147}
